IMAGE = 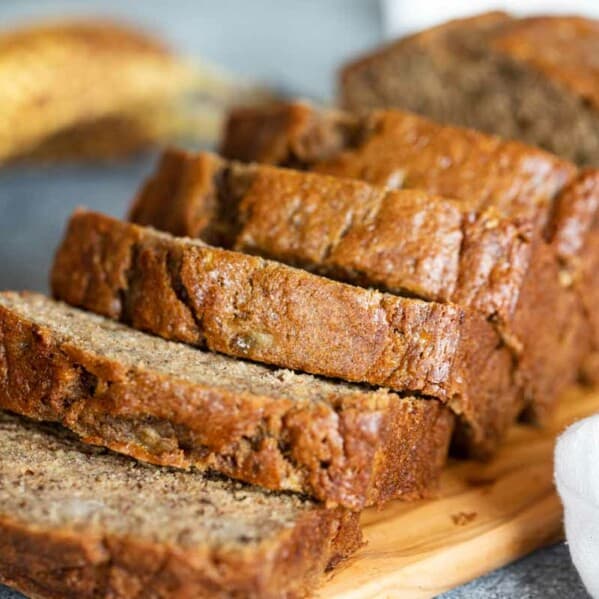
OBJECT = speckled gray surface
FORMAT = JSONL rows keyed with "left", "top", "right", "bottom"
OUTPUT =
{"left": 439, "top": 543, "right": 588, "bottom": 598}
{"left": 0, "top": 1, "right": 592, "bottom": 597}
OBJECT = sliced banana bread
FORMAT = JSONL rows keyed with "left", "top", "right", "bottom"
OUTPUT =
{"left": 130, "top": 151, "right": 471, "bottom": 303}
{"left": 339, "top": 12, "right": 599, "bottom": 167}
{"left": 128, "top": 149, "right": 585, "bottom": 429}
{"left": 220, "top": 102, "right": 597, "bottom": 392}
{"left": 0, "top": 411, "right": 362, "bottom": 599}
{"left": 0, "top": 291, "right": 454, "bottom": 509}
{"left": 51, "top": 211, "right": 515, "bottom": 457}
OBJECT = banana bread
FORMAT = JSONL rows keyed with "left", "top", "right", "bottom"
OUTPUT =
{"left": 0, "top": 291, "right": 454, "bottom": 509}
{"left": 51, "top": 211, "right": 516, "bottom": 457}
{"left": 0, "top": 411, "right": 362, "bottom": 599}
{"left": 220, "top": 102, "right": 595, "bottom": 393}
{"left": 339, "top": 12, "right": 599, "bottom": 167}
{"left": 129, "top": 149, "right": 585, "bottom": 429}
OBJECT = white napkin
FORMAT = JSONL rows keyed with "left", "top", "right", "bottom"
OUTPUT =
{"left": 555, "top": 414, "right": 599, "bottom": 598}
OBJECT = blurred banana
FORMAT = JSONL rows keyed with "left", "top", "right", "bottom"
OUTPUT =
{"left": 0, "top": 19, "right": 272, "bottom": 163}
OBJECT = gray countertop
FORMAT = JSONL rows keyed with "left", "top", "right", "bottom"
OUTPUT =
{"left": 0, "top": 1, "right": 590, "bottom": 597}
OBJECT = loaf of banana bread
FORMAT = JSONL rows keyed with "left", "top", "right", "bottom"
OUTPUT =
{"left": 0, "top": 411, "right": 361, "bottom": 599}
{"left": 51, "top": 211, "right": 516, "bottom": 456}
{"left": 220, "top": 101, "right": 597, "bottom": 394}
{"left": 129, "top": 148, "right": 586, "bottom": 428}
{"left": 0, "top": 291, "right": 454, "bottom": 509}
{"left": 339, "top": 12, "right": 599, "bottom": 167}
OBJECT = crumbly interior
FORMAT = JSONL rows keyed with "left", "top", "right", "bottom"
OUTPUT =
{"left": 0, "top": 412, "right": 315, "bottom": 547}
{"left": 341, "top": 27, "right": 599, "bottom": 166}
{"left": 0, "top": 292, "right": 380, "bottom": 404}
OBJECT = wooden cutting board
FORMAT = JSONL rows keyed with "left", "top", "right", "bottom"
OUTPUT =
{"left": 319, "top": 386, "right": 599, "bottom": 598}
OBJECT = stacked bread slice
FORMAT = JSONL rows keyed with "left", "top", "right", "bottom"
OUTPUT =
{"left": 2, "top": 204, "right": 474, "bottom": 596}
{"left": 50, "top": 210, "right": 510, "bottom": 457}
{"left": 127, "top": 147, "right": 585, "bottom": 441}
{"left": 2, "top": 101, "right": 596, "bottom": 598}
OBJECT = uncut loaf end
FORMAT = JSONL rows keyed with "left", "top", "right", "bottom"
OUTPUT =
{"left": 50, "top": 210, "right": 517, "bottom": 457}
{"left": 339, "top": 13, "right": 599, "bottom": 167}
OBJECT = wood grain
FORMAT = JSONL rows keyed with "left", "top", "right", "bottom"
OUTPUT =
{"left": 320, "top": 386, "right": 599, "bottom": 598}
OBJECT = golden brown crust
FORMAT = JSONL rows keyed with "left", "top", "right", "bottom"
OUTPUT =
{"left": 0, "top": 292, "right": 454, "bottom": 509}
{"left": 132, "top": 149, "right": 545, "bottom": 323}
{"left": 131, "top": 150, "right": 470, "bottom": 303}
{"left": 221, "top": 103, "right": 575, "bottom": 216}
{"left": 314, "top": 111, "right": 573, "bottom": 218}
{"left": 51, "top": 211, "right": 513, "bottom": 456}
{"left": 0, "top": 507, "right": 361, "bottom": 598}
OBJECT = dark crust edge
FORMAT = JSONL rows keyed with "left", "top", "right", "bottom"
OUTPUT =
{"left": 0, "top": 506, "right": 362, "bottom": 599}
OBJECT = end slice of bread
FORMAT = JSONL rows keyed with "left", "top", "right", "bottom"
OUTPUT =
{"left": 0, "top": 411, "right": 361, "bottom": 599}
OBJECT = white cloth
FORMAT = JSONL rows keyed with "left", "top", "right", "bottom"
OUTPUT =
{"left": 555, "top": 414, "right": 599, "bottom": 598}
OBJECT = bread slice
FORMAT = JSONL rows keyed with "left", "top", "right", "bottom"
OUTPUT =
{"left": 338, "top": 12, "right": 599, "bottom": 167}
{"left": 50, "top": 211, "right": 514, "bottom": 457}
{"left": 128, "top": 148, "right": 585, "bottom": 433}
{"left": 0, "top": 411, "right": 361, "bottom": 599}
{"left": 220, "top": 101, "right": 575, "bottom": 219}
{"left": 130, "top": 151, "right": 472, "bottom": 303}
{"left": 128, "top": 149, "right": 557, "bottom": 314}
{"left": 0, "top": 291, "right": 454, "bottom": 509}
